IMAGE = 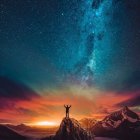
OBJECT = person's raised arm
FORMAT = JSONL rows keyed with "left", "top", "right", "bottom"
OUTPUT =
{"left": 64, "top": 105, "right": 66, "bottom": 108}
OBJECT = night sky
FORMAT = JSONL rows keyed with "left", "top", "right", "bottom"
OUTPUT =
{"left": 0, "top": 0, "right": 140, "bottom": 125}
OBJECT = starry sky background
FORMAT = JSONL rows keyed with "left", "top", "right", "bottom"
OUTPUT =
{"left": 0, "top": 0, "right": 140, "bottom": 124}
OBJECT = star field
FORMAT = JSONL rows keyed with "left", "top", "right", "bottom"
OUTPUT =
{"left": 0, "top": 0, "right": 140, "bottom": 123}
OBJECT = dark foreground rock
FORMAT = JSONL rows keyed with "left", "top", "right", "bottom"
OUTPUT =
{"left": 42, "top": 117, "right": 94, "bottom": 140}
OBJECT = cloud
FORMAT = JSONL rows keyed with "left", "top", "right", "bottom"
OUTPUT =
{"left": 95, "top": 106, "right": 109, "bottom": 114}
{"left": 16, "top": 107, "right": 39, "bottom": 116}
{"left": 122, "top": 70, "right": 140, "bottom": 91}
{"left": 0, "top": 119, "right": 13, "bottom": 123}
{"left": 0, "top": 99, "right": 15, "bottom": 110}
{"left": 0, "top": 76, "right": 39, "bottom": 100}
{"left": 116, "top": 93, "right": 140, "bottom": 107}
{"left": 0, "top": 76, "right": 40, "bottom": 113}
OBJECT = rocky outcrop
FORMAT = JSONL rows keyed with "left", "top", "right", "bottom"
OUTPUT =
{"left": 42, "top": 117, "right": 94, "bottom": 140}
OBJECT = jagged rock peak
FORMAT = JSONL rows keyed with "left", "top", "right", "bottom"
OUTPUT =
{"left": 100, "top": 106, "right": 140, "bottom": 129}
{"left": 121, "top": 106, "right": 139, "bottom": 120}
{"left": 54, "top": 117, "right": 94, "bottom": 140}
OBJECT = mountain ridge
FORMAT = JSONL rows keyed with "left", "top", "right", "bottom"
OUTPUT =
{"left": 91, "top": 106, "right": 140, "bottom": 140}
{"left": 0, "top": 124, "right": 27, "bottom": 140}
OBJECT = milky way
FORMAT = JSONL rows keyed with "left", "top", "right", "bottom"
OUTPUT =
{"left": 0, "top": 0, "right": 140, "bottom": 123}
{"left": 0, "top": 0, "right": 140, "bottom": 92}
{"left": 71, "top": 0, "right": 140, "bottom": 92}
{"left": 71, "top": 0, "right": 114, "bottom": 87}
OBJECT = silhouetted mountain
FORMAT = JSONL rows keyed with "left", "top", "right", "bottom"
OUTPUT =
{"left": 0, "top": 124, "right": 27, "bottom": 140}
{"left": 7, "top": 123, "right": 31, "bottom": 132}
{"left": 7, "top": 123, "right": 58, "bottom": 138}
{"left": 42, "top": 117, "right": 94, "bottom": 140}
{"left": 91, "top": 106, "right": 140, "bottom": 140}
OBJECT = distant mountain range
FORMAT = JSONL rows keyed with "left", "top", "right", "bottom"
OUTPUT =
{"left": 0, "top": 124, "right": 27, "bottom": 140}
{"left": 7, "top": 123, "right": 31, "bottom": 132}
{"left": 0, "top": 106, "right": 140, "bottom": 140}
{"left": 7, "top": 123, "right": 58, "bottom": 138}
{"left": 91, "top": 106, "right": 140, "bottom": 140}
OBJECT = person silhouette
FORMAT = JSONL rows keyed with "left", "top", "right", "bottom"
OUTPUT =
{"left": 64, "top": 105, "right": 71, "bottom": 118}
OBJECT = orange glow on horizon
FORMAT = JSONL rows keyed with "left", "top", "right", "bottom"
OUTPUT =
{"left": 0, "top": 88, "right": 139, "bottom": 125}
{"left": 28, "top": 121, "right": 59, "bottom": 127}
